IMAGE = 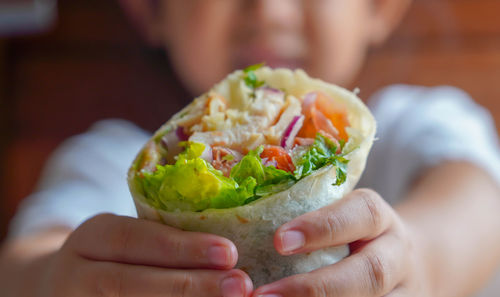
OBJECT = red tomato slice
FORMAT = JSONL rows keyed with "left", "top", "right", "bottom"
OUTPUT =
{"left": 260, "top": 146, "right": 295, "bottom": 173}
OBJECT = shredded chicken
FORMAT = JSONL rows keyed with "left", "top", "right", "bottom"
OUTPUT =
{"left": 264, "top": 95, "right": 302, "bottom": 145}
{"left": 189, "top": 88, "right": 286, "bottom": 152}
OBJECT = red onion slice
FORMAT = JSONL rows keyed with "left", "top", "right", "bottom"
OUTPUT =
{"left": 281, "top": 115, "right": 305, "bottom": 150}
{"left": 176, "top": 126, "right": 189, "bottom": 141}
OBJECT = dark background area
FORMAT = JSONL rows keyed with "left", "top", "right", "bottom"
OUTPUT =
{"left": 1, "top": 0, "right": 499, "bottom": 240}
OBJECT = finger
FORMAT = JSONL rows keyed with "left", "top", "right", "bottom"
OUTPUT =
{"left": 275, "top": 188, "right": 394, "bottom": 255}
{"left": 254, "top": 232, "right": 407, "bottom": 297}
{"left": 77, "top": 259, "right": 253, "bottom": 297}
{"left": 66, "top": 213, "right": 237, "bottom": 269}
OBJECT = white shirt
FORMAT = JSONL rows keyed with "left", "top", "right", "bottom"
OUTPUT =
{"left": 7, "top": 85, "right": 500, "bottom": 296}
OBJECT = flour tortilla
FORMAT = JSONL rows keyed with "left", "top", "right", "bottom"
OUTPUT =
{"left": 128, "top": 67, "right": 376, "bottom": 286}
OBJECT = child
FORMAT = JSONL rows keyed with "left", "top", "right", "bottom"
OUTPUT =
{"left": 2, "top": 1, "right": 500, "bottom": 296}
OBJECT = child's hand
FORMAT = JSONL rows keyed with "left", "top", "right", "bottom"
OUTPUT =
{"left": 36, "top": 214, "right": 253, "bottom": 297}
{"left": 252, "top": 189, "right": 430, "bottom": 297}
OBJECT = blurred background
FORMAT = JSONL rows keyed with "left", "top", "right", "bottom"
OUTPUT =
{"left": 0, "top": 0, "right": 499, "bottom": 241}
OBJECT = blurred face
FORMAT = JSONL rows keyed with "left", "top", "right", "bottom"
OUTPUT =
{"left": 155, "top": 0, "right": 383, "bottom": 94}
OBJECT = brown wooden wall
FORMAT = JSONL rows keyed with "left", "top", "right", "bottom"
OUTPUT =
{"left": 358, "top": 0, "right": 500, "bottom": 120}
{"left": 1, "top": 0, "right": 499, "bottom": 239}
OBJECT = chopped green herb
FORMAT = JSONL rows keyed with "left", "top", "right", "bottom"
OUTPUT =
{"left": 243, "top": 63, "right": 265, "bottom": 73}
{"left": 293, "top": 133, "right": 350, "bottom": 186}
{"left": 333, "top": 157, "right": 348, "bottom": 186}
{"left": 243, "top": 63, "right": 266, "bottom": 90}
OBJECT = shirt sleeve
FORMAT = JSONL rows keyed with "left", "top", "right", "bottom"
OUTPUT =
{"left": 7, "top": 119, "right": 151, "bottom": 238}
{"left": 358, "top": 85, "right": 500, "bottom": 205}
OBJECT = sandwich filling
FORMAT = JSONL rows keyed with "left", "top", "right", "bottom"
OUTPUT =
{"left": 133, "top": 65, "right": 356, "bottom": 212}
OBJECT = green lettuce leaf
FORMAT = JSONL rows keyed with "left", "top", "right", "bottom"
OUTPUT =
{"left": 230, "top": 146, "right": 295, "bottom": 197}
{"left": 255, "top": 166, "right": 295, "bottom": 196}
{"left": 230, "top": 146, "right": 265, "bottom": 184}
{"left": 178, "top": 141, "right": 205, "bottom": 160}
{"left": 137, "top": 142, "right": 253, "bottom": 211}
{"left": 293, "top": 133, "right": 350, "bottom": 186}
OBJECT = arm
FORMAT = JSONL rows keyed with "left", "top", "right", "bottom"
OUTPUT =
{"left": 397, "top": 161, "right": 500, "bottom": 297}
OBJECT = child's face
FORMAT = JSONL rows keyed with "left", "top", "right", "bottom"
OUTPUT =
{"left": 141, "top": 0, "right": 409, "bottom": 94}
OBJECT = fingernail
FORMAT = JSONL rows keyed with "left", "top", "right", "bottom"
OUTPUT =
{"left": 281, "top": 230, "right": 305, "bottom": 253}
{"left": 221, "top": 276, "right": 245, "bottom": 297}
{"left": 207, "top": 246, "right": 229, "bottom": 267}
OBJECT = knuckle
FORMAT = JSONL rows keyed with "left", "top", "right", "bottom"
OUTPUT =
{"left": 357, "top": 189, "right": 385, "bottom": 232}
{"left": 169, "top": 272, "right": 193, "bottom": 297}
{"left": 362, "top": 252, "right": 390, "bottom": 295}
{"left": 324, "top": 212, "right": 346, "bottom": 242}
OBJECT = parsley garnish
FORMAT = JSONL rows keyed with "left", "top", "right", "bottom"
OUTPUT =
{"left": 293, "top": 133, "right": 350, "bottom": 186}
{"left": 243, "top": 63, "right": 265, "bottom": 89}
{"left": 243, "top": 63, "right": 265, "bottom": 73}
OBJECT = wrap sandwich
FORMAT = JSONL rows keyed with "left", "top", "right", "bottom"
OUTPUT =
{"left": 128, "top": 65, "right": 376, "bottom": 286}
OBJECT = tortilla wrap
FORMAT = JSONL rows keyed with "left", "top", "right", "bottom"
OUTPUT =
{"left": 128, "top": 67, "right": 376, "bottom": 286}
